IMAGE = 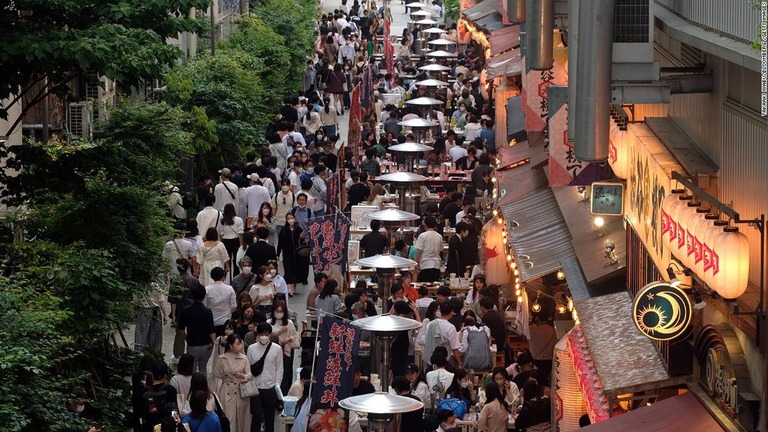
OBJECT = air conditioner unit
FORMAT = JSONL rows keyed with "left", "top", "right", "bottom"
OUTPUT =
{"left": 67, "top": 102, "right": 94, "bottom": 141}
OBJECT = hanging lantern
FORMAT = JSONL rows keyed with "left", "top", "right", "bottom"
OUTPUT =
{"left": 482, "top": 218, "right": 513, "bottom": 286}
{"left": 669, "top": 195, "right": 693, "bottom": 255}
{"left": 701, "top": 220, "right": 729, "bottom": 288}
{"left": 679, "top": 203, "right": 702, "bottom": 268}
{"left": 694, "top": 214, "right": 719, "bottom": 277}
{"left": 684, "top": 208, "right": 710, "bottom": 269}
{"left": 711, "top": 227, "right": 750, "bottom": 299}
{"left": 608, "top": 125, "right": 629, "bottom": 179}
{"left": 660, "top": 189, "right": 685, "bottom": 250}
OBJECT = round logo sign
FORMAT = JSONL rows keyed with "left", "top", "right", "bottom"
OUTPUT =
{"left": 632, "top": 281, "right": 692, "bottom": 341}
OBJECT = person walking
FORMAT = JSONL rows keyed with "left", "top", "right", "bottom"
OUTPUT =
{"left": 214, "top": 167, "right": 239, "bottom": 212}
{"left": 204, "top": 267, "right": 237, "bottom": 336}
{"left": 217, "top": 203, "right": 244, "bottom": 279}
{"left": 246, "top": 323, "right": 283, "bottom": 432}
{"left": 414, "top": 217, "right": 444, "bottom": 282}
{"left": 214, "top": 334, "right": 252, "bottom": 432}
{"left": 198, "top": 228, "right": 230, "bottom": 287}
{"left": 178, "top": 285, "right": 216, "bottom": 374}
{"left": 277, "top": 213, "right": 310, "bottom": 293}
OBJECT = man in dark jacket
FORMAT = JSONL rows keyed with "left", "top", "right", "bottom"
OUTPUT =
{"left": 246, "top": 227, "right": 277, "bottom": 269}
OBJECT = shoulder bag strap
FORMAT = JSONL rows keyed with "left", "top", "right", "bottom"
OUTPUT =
{"left": 172, "top": 237, "right": 184, "bottom": 257}
{"left": 215, "top": 211, "right": 220, "bottom": 228}
{"left": 222, "top": 182, "right": 236, "bottom": 200}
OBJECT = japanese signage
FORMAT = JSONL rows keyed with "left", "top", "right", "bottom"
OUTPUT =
{"left": 326, "top": 172, "right": 341, "bottom": 215}
{"left": 361, "top": 65, "right": 374, "bottom": 118}
{"left": 546, "top": 86, "right": 603, "bottom": 186}
{"left": 590, "top": 182, "right": 624, "bottom": 216}
{"left": 349, "top": 85, "right": 362, "bottom": 164}
{"left": 632, "top": 281, "right": 692, "bottom": 342}
{"left": 309, "top": 316, "right": 361, "bottom": 432}
{"left": 306, "top": 213, "right": 351, "bottom": 275}
{"left": 625, "top": 124, "right": 675, "bottom": 272}
{"left": 520, "top": 30, "right": 567, "bottom": 133}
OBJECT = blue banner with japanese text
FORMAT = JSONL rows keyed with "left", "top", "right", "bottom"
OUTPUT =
{"left": 306, "top": 213, "right": 351, "bottom": 275}
{"left": 307, "top": 316, "right": 362, "bottom": 432}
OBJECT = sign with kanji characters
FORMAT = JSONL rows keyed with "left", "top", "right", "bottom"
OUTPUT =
{"left": 326, "top": 172, "right": 341, "bottom": 215}
{"left": 306, "top": 214, "right": 351, "bottom": 275}
{"left": 520, "top": 30, "right": 568, "bottom": 133}
{"left": 546, "top": 86, "right": 603, "bottom": 186}
{"left": 590, "top": 182, "right": 624, "bottom": 216}
{"left": 308, "top": 316, "right": 362, "bottom": 432}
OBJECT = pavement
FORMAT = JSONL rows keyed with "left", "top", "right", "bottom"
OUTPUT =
{"left": 123, "top": 0, "right": 422, "bottom": 398}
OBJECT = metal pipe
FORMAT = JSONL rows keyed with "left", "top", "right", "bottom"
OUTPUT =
{"left": 567, "top": 0, "right": 578, "bottom": 141}
{"left": 574, "top": 0, "right": 614, "bottom": 161}
{"left": 526, "top": 0, "right": 554, "bottom": 70}
{"left": 506, "top": 0, "right": 526, "bottom": 23}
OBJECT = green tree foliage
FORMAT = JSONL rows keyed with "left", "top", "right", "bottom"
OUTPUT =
{"left": 0, "top": 0, "right": 213, "bottom": 133}
{"left": 253, "top": 0, "right": 318, "bottom": 89}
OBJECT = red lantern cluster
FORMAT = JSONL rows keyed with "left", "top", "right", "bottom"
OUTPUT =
{"left": 567, "top": 325, "right": 610, "bottom": 424}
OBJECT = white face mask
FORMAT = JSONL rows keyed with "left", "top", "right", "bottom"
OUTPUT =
{"left": 263, "top": 275, "right": 272, "bottom": 282}
{"left": 460, "top": 380, "right": 470, "bottom": 388}
{"left": 258, "top": 335, "right": 270, "bottom": 345}
{"left": 241, "top": 266, "right": 252, "bottom": 274}
{"left": 270, "top": 269, "right": 277, "bottom": 277}
{"left": 435, "top": 312, "right": 441, "bottom": 318}
{"left": 224, "top": 329, "right": 234, "bottom": 335}
{"left": 74, "top": 405, "right": 85, "bottom": 413}
{"left": 274, "top": 312, "right": 285, "bottom": 319}
{"left": 282, "top": 185, "right": 290, "bottom": 192}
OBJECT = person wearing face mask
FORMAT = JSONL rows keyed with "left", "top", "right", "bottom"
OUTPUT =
{"left": 248, "top": 266, "right": 278, "bottom": 315}
{"left": 435, "top": 408, "right": 458, "bottom": 432}
{"left": 445, "top": 368, "right": 476, "bottom": 406}
{"left": 246, "top": 323, "right": 283, "bottom": 432}
{"left": 268, "top": 302, "right": 300, "bottom": 394}
{"left": 231, "top": 257, "right": 258, "bottom": 299}
{"left": 266, "top": 261, "right": 288, "bottom": 296}
{"left": 67, "top": 386, "right": 102, "bottom": 432}
{"left": 271, "top": 180, "right": 295, "bottom": 235}
{"left": 214, "top": 334, "right": 252, "bottom": 432}
{"left": 277, "top": 212, "right": 310, "bottom": 293}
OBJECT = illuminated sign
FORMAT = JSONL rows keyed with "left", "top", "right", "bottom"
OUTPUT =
{"left": 632, "top": 281, "right": 692, "bottom": 342}
{"left": 590, "top": 182, "right": 624, "bottom": 216}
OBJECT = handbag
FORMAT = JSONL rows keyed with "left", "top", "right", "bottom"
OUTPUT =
{"left": 295, "top": 244, "right": 311, "bottom": 257}
{"left": 213, "top": 393, "right": 231, "bottom": 432}
{"left": 239, "top": 377, "right": 260, "bottom": 398}
{"left": 250, "top": 343, "right": 272, "bottom": 377}
{"left": 436, "top": 397, "right": 468, "bottom": 420}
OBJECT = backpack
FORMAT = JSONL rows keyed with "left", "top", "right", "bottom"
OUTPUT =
{"left": 142, "top": 384, "right": 169, "bottom": 429}
{"left": 300, "top": 171, "right": 315, "bottom": 183}
{"left": 463, "top": 327, "right": 492, "bottom": 370}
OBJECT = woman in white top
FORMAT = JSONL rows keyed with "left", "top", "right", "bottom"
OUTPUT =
{"left": 267, "top": 260, "right": 289, "bottom": 296}
{"left": 180, "top": 371, "right": 217, "bottom": 416}
{"left": 249, "top": 265, "right": 277, "bottom": 315}
{"left": 425, "top": 353, "right": 454, "bottom": 403}
{"left": 271, "top": 180, "right": 296, "bottom": 233}
{"left": 415, "top": 301, "right": 440, "bottom": 351}
{"left": 319, "top": 100, "right": 340, "bottom": 138}
{"left": 401, "top": 363, "right": 432, "bottom": 409}
{"left": 269, "top": 302, "right": 301, "bottom": 393}
{"left": 169, "top": 353, "right": 195, "bottom": 409}
{"left": 198, "top": 227, "right": 230, "bottom": 286}
{"left": 302, "top": 106, "right": 323, "bottom": 137}
{"left": 217, "top": 203, "right": 244, "bottom": 277}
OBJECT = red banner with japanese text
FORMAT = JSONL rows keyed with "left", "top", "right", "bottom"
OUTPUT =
{"left": 385, "top": 19, "right": 394, "bottom": 77}
{"left": 348, "top": 85, "right": 362, "bottom": 164}
{"left": 308, "top": 316, "right": 362, "bottom": 432}
{"left": 306, "top": 213, "right": 351, "bottom": 275}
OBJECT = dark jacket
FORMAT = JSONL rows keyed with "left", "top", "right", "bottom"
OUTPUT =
{"left": 245, "top": 240, "right": 277, "bottom": 269}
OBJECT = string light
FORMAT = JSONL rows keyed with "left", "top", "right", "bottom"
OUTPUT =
{"left": 492, "top": 209, "right": 498, "bottom": 216}
{"left": 497, "top": 217, "right": 503, "bottom": 225}
{"left": 506, "top": 254, "right": 513, "bottom": 262}
{"left": 517, "top": 295, "right": 524, "bottom": 303}
{"left": 531, "top": 293, "right": 541, "bottom": 313}
{"left": 556, "top": 303, "right": 567, "bottom": 314}
{"left": 567, "top": 297, "right": 574, "bottom": 312}
{"left": 515, "top": 288, "right": 521, "bottom": 296}
{"left": 513, "top": 269, "right": 519, "bottom": 276}
{"left": 556, "top": 269, "right": 565, "bottom": 280}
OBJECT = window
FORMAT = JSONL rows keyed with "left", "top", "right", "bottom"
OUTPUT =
{"left": 614, "top": 0, "right": 650, "bottom": 43}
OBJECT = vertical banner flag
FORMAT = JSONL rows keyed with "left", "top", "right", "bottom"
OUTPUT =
{"left": 306, "top": 214, "right": 352, "bottom": 274}
{"left": 308, "top": 316, "right": 362, "bottom": 432}
{"left": 326, "top": 172, "right": 341, "bottom": 214}
{"left": 384, "top": 19, "right": 394, "bottom": 77}
{"left": 361, "top": 65, "right": 374, "bottom": 117}
{"left": 547, "top": 86, "right": 603, "bottom": 186}
{"left": 348, "top": 85, "right": 362, "bottom": 164}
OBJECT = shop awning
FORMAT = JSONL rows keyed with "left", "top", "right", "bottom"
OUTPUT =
{"left": 488, "top": 25, "right": 520, "bottom": 56}
{"left": 573, "top": 292, "right": 680, "bottom": 398}
{"left": 500, "top": 187, "right": 577, "bottom": 282}
{"left": 487, "top": 48, "right": 522, "bottom": 78}
{"left": 463, "top": 0, "right": 497, "bottom": 21}
{"left": 475, "top": 13, "right": 504, "bottom": 31}
{"left": 551, "top": 186, "right": 626, "bottom": 284}
{"left": 583, "top": 392, "right": 726, "bottom": 431}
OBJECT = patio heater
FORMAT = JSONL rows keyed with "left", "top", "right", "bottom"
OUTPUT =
{"left": 418, "top": 63, "right": 451, "bottom": 81}
{"left": 397, "top": 117, "right": 439, "bottom": 146}
{"left": 378, "top": 171, "right": 428, "bottom": 214}
{"left": 427, "top": 38, "right": 457, "bottom": 53}
{"left": 405, "top": 96, "right": 444, "bottom": 120}
{"left": 339, "top": 391, "right": 423, "bottom": 432}
{"left": 354, "top": 254, "right": 418, "bottom": 322}
{"left": 349, "top": 314, "right": 422, "bottom": 393}
{"left": 422, "top": 27, "right": 447, "bottom": 41}
{"left": 367, "top": 208, "right": 421, "bottom": 254}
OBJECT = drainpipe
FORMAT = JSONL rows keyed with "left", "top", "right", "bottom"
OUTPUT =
{"left": 526, "top": 0, "right": 554, "bottom": 70}
{"left": 567, "top": 0, "right": 578, "bottom": 141}
{"left": 574, "top": 0, "right": 614, "bottom": 161}
{"left": 506, "top": 0, "right": 526, "bottom": 23}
